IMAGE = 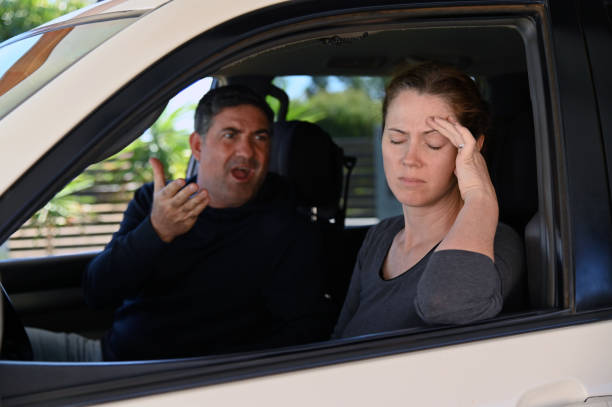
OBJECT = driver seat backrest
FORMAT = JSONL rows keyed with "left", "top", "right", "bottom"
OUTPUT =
{"left": 269, "top": 120, "right": 348, "bottom": 226}
{"left": 268, "top": 119, "right": 360, "bottom": 313}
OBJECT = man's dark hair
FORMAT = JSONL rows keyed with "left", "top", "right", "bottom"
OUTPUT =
{"left": 194, "top": 85, "right": 274, "bottom": 136}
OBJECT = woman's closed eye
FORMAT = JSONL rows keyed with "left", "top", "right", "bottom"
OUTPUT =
{"left": 424, "top": 131, "right": 446, "bottom": 150}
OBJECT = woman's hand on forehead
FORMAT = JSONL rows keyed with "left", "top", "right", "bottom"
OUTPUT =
{"left": 425, "top": 116, "right": 494, "bottom": 203}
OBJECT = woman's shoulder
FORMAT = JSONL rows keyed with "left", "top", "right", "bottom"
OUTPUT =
{"left": 361, "top": 215, "right": 404, "bottom": 249}
{"left": 368, "top": 215, "right": 404, "bottom": 237}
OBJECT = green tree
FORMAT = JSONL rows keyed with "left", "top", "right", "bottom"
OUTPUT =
{"left": 289, "top": 89, "right": 382, "bottom": 139}
{"left": 0, "top": 0, "right": 87, "bottom": 42}
{"left": 272, "top": 76, "right": 384, "bottom": 138}
{"left": 118, "top": 104, "right": 194, "bottom": 184}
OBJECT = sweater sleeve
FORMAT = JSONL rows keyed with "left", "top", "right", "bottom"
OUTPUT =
{"left": 83, "top": 183, "right": 169, "bottom": 309}
{"left": 415, "top": 223, "right": 524, "bottom": 325}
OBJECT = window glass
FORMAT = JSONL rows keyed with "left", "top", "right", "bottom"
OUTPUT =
{"left": 0, "top": 17, "right": 139, "bottom": 119}
{"left": 4, "top": 78, "right": 212, "bottom": 259}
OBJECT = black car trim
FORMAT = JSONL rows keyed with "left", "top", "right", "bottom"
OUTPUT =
{"left": 549, "top": 0, "right": 612, "bottom": 311}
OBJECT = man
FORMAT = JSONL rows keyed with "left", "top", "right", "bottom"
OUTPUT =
{"left": 82, "top": 85, "right": 333, "bottom": 360}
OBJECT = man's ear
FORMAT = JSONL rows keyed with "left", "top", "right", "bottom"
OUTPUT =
{"left": 189, "top": 132, "right": 202, "bottom": 161}
{"left": 476, "top": 134, "right": 485, "bottom": 152}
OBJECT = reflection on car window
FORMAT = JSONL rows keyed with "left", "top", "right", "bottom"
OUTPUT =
{"left": 0, "top": 18, "right": 138, "bottom": 119}
{"left": 0, "top": 35, "right": 41, "bottom": 79}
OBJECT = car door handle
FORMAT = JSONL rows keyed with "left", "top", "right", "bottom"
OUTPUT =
{"left": 564, "top": 396, "right": 612, "bottom": 406}
{"left": 518, "top": 379, "right": 587, "bottom": 407}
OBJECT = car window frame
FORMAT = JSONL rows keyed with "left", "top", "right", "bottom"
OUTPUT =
{"left": 1, "top": 2, "right": 610, "bottom": 405}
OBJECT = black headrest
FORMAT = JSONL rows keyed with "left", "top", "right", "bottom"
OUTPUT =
{"left": 269, "top": 121, "right": 344, "bottom": 218}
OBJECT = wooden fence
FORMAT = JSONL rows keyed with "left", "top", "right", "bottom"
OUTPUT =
{"left": 6, "top": 137, "right": 375, "bottom": 259}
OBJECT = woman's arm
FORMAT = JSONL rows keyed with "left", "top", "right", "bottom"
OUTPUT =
{"left": 427, "top": 116, "right": 498, "bottom": 260}
{"left": 415, "top": 223, "right": 524, "bottom": 325}
{"left": 414, "top": 117, "right": 525, "bottom": 325}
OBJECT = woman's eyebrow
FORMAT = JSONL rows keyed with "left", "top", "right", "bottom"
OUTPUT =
{"left": 386, "top": 127, "right": 407, "bottom": 135}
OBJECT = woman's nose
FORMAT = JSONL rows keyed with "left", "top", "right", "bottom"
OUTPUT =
{"left": 401, "top": 143, "right": 421, "bottom": 167}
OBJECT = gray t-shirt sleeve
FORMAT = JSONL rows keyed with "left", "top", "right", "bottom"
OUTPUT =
{"left": 415, "top": 223, "right": 525, "bottom": 325}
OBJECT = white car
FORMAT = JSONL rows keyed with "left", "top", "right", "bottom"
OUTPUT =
{"left": 1, "top": 0, "right": 612, "bottom": 405}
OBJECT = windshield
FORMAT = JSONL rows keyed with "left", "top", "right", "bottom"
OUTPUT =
{"left": 0, "top": 17, "right": 139, "bottom": 119}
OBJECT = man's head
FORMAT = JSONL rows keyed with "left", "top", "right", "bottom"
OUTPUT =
{"left": 189, "top": 85, "right": 274, "bottom": 208}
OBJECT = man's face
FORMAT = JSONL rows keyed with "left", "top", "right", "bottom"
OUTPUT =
{"left": 189, "top": 104, "right": 271, "bottom": 208}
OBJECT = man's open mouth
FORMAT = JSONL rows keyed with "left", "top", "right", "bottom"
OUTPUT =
{"left": 230, "top": 167, "right": 253, "bottom": 181}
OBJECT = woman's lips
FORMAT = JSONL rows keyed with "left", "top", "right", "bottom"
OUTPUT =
{"left": 398, "top": 177, "right": 425, "bottom": 186}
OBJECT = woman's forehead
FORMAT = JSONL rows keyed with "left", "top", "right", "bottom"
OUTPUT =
{"left": 386, "top": 90, "right": 456, "bottom": 124}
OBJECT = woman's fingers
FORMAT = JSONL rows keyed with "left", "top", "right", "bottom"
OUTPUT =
{"left": 425, "top": 116, "right": 460, "bottom": 147}
{"left": 449, "top": 117, "right": 481, "bottom": 153}
{"left": 426, "top": 117, "right": 470, "bottom": 150}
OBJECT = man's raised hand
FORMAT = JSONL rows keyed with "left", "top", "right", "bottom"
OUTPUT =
{"left": 149, "top": 157, "right": 209, "bottom": 243}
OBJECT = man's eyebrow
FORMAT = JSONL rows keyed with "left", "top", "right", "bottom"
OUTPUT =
{"left": 220, "top": 126, "right": 240, "bottom": 133}
{"left": 254, "top": 128, "right": 270, "bottom": 134}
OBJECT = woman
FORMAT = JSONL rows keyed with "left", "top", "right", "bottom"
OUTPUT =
{"left": 333, "top": 62, "right": 524, "bottom": 338}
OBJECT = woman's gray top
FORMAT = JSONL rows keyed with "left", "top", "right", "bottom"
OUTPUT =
{"left": 333, "top": 216, "right": 525, "bottom": 338}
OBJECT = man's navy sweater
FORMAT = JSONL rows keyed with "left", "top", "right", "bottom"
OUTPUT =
{"left": 84, "top": 174, "right": 333, "bottom": 360}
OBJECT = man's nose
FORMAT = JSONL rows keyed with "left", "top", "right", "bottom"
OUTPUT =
{"left": 234, "top": 136, "right": 254, "bottom": 158}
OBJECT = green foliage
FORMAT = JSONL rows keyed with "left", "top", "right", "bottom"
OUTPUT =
{"left": 0, "top": 0, "right": 88, "bottom": 42}
{"left": 271, "top": 76, "right": 383, "bottom": 139}
{"left": 116, "top": 104, "right": 194, "bottom": 184}
{"left": 289, "top": 88, "right": 381, "bottom": 139}
{"left": 31, "top": 172, "right": 95, "bottom": 227}
{"left": 28, "top": 171, "right": 95, "bottom": 254}
{"left": 26, "top": 104, "right": 193, "bottom": 240}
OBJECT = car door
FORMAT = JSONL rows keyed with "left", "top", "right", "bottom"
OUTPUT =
{"left": 1, "top": 1, "right": 611, "bottom": 406}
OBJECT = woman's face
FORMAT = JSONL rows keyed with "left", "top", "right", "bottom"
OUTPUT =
{"left": 382, "top": 89, "right": 459, "bottom": 208}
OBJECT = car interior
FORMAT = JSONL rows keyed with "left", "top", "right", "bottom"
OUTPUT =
{"left": 0, "top": 21, "right": 546, "bottom": 362}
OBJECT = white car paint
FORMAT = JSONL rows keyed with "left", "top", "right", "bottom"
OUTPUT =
{"left": 103, "top": 320, "right": 612, "bottom": 407}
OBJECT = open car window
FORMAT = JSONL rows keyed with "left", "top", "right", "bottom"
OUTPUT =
{"left": 4, "top": 78, "right": 212, "bottom": 259}
{"left": 2, "top": 2, "right": 598, "bottom": 405}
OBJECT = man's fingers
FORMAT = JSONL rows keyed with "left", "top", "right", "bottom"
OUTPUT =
{"left": 181, "top": 189, "right": 209, "bottom": 211}
{"left": 150, "top": 158, "right": 167, "bottom": 193}
{"left": 162, "top": 178, "right": 187, "bottom": 199}
{"left": 186, "top": 197, "right": 209, "bottom": 218}
{"left": 170, "top": 182, "right": 200, "bottom": 207}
